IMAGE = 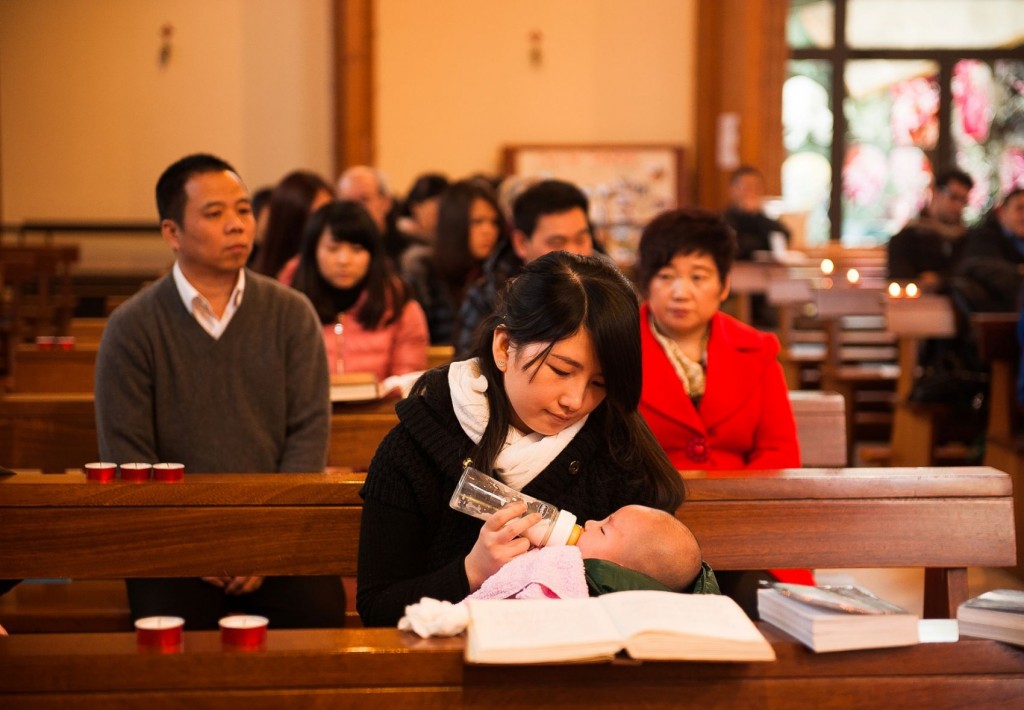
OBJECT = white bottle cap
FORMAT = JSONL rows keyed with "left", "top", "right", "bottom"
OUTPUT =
{"left": 544, "top": 510, "right": 579, "bottom": 546}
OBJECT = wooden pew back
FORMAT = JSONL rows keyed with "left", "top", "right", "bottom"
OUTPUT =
{"left": 0, "top": 467, "right": 1014, "bottom": 618}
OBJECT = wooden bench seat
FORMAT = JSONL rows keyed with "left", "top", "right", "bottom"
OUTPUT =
{"left": 4, "top": 626, "right": 1024, "bottom": 707}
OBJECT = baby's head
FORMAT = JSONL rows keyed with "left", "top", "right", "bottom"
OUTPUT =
{"left": 575, "top": 505, "right": 702, "bottom": 592}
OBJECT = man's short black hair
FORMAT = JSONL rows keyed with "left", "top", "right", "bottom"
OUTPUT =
{"left": 156, "top": 153, "right": 239, "bottom": 225}
{"left": 729, "top": 164, "right": 763, "bottom": 184}
{"left": 934, "top": 168, "right": 974, "bottom": 192}
{"left": 512, "top": 179, "right": 590, "bottom": 238}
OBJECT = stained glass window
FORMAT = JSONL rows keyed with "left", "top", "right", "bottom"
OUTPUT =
{"left": 783, "top": 60, "right": 833, "bottom": 245}
{"left": 786, "top": 0, "right": 1024, "bottom": 244}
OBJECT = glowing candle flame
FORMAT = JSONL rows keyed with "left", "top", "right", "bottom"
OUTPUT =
{"left": 820, "top": 258, "right": 835, "bottom": 275}
{"left": 846, "top": 268, "right": 860, "bottom": 284}
{"left": 905, "top": 282, "right": 919, "bottom": 298}
{"left": 888, "top": 282, "right": 902, "bottom": 298}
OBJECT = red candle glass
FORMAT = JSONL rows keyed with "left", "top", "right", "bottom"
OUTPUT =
{"left": 120, "top": 462, "right": 152, "bottom": 483}
{"left": 56, "top": 336, "right": 76, "bottom": 351}
{"left": 220, "top": 615, "right": 268, "bottom": 649}
{"left": 35, "top": 336, "right": 55, "bottom": 351}
{"left": 153, "top": 462, "right": 185, "bottom": 483}
{"left": 84, "top": 462, "right": 117, "bottom": 483}
{"left": 135, "top": 616, "right": 184, "bottom": 650}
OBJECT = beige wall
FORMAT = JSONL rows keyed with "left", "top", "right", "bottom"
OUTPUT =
{"left": 1, "top": 0, "right": 696, "bottom": 224}
{"left": 0, "top": 0, "right": 333, "bottom": 223}
{"left": 376, "top": 0, "right": 697, "bottom": 196}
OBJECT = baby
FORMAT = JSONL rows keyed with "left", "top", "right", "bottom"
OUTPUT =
{"left": 572, "top": 504, "right": 703, "bottom": 593}
{"left": 398, "top": 504, "right": 706, "bottom": 637}
{"left": 469, "top": 503, "right": 705, "bottom": 601}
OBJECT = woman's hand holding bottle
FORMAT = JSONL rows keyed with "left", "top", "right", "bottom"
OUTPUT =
{"left": 464, "top": 501, "right": 541, "bottom": 591}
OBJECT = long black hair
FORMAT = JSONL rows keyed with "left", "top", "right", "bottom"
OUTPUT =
{"left": 253, "top": 170, "right": 335, "bottom": 277}
{"left": 467, "top": 251, "right": 684, "bottom": 511}
{"left": 293, "top": 200, "right": 412, "bottom": 330}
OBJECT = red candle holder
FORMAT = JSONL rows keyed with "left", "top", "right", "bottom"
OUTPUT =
{"left": 35, "top": 336, "right": 55, "bottom": 351}
{"left": 84, "top": 462, "right": 117, "bottom": 483}
{"left": 55, "top": 336, "right": 76, "bottom": 351}
{"left": 120, "top": 462, "right": 152, "bottom": 483}
{"left": 220, "top": 615, "right": 268, "bottom": 649}
{"left": 135, "top": 616, "right": 184, "bottom": 650}
{"left": 153, "top": 462, "right": 185, "bottom": 483}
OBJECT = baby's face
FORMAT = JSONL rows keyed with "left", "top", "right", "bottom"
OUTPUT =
{"left": 575, "top": 507, "right": 640, "bottom": 565}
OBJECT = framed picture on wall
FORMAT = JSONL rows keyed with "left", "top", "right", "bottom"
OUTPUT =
{"left": 503, "top": 144, "right": 687, "bottom": 267}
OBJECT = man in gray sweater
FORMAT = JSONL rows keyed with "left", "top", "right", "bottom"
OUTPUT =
{"left": 95, "top": 153, "right": 344, "bottom": 629}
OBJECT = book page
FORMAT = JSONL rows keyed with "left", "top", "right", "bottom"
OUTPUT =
{"left": 599, "top": 591, "right": 767, "bottom": 643}
{"left": 466, "top": 599, "right": 623, "bottom": 663}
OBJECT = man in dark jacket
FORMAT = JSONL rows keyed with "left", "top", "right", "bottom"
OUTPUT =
{"left": 454, "top": 179, "right": 595, "bottom": 357}
{"left": 887, "top": 168, "right": 974, "bottom": 287}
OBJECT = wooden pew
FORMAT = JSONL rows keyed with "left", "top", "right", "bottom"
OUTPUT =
{"left": 327, "top": 398, "right": 399, "bottom": 471}
{"left": 0, "top": 393, "right": 401, "bottom": 473}
{"left": 0, "top": 244, "right": 80, "bottom": 341}
{"left": 973, "top": 312, "right": 1022, "bottom": 578}
{"left": 816, "top": 285, "right": 899, "bottom": 463}
{"left": 0, "top": 393, "right": 98, "bottom": 472}
{"left": 0, "top": 467, "right": 1014, "bottom": 622}
{"left": 8, "top": 343, "right": 97, "bottom": 393}
{"left": 885, "top": 295, "right": 962, "bottom": 467}
{"left": 3, "top": 626, "right": 1024, "bottom": 708}
{"left": 788, "top": 390, "right": 846, "bottom": 466}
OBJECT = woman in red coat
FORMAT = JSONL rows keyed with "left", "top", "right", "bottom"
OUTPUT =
{"left": 635, "top": 209, "right": 809, "bottom": 611}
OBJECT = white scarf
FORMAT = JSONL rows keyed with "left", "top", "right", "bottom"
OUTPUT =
{"left": 448, "top": 358, "right": 587, "bottom": 490}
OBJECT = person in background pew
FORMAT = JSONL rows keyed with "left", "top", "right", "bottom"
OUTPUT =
{"left": 401, "top": 180, "right": 506, "bottom": 344}
{"left": 396, "top": 172, "right": 449, "bottom": 248}
{"left": 95, "top": 153, "right": 345, "bottom": 630}
{"left": 960, "top": 187, "right": 1024, "bottom": 267}
{"left": 252, "top": 170, "right": 335, "bottom": 284}
{"left": 357, "top": 252, "right": 686, "bottom": 627}
{"left": 338, "top": 165, "right": 411, "bottom": 269}
{"left": 453, "top": 179, "right": 596, "bottom": 359}
{"left": 723, "top": 165, "right": 790, "bottom": 262}
{"left": 636, "top": 209, "right": 800, "bottom": 470}
{"left": 634, "top": 209, "right": 808, "bottom": 617}
{"left": 292, "top": 200, "right": 429, "bottom": 379}
{"left": 886, "top": 168, "right": 974, "bottom": 288}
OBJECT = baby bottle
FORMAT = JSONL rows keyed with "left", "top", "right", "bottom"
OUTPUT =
{"left": 449, "top": 466, "right": 582, "bottom": 547}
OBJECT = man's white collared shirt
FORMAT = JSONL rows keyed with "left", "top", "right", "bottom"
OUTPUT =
{"left": 171, "top": 262, "right": 245, "bottom": 340}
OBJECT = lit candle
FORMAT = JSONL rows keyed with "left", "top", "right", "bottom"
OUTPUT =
{"left": 84, "top": 462, "right": 117, "bottom": 483}
{"left": 905, "top": 282, "right": 919, "bottom": 298}
{"left": 888, "top": 282, "right": 902, "bottom": 298}
{"left": 220, "top": 615, "right": 269, "bottom": 649}
{"left": 135, "top": 616, "right": 184, "bottom": 649}
{"left": 846, "top": 268, "right": 860, "bottom": 285}
{"left": 120, "top": 462, "right": 152, "bottom": 483}
{"left": 153, "top": 462, "right": 185, "bottom": 483}
{"left": 820, "top": 258, "right": 835, "bottom": 275}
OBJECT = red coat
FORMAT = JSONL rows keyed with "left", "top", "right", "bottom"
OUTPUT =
{"left": 639, "top": 305, "right": 800, "bottom": 471}
{"left": 640, "top": 306, "right": 810, "bottom": 584}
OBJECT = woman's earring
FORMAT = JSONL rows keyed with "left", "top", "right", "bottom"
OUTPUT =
{"left": 496, "top": 360, "right": 506, "bottom": 370}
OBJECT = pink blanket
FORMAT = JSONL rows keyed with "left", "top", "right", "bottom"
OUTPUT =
{"left": 466, "top": 545, "right": 588, "bottom": 601}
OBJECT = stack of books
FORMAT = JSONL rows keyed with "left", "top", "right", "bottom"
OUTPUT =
{"left": 329, "top": 372, "right": 382, "bottom": 402}
{"left": 957, "top": 589, "right": 1024, "bottom": 646}
{"left": 757, "top": 583, "right": 920, "bottom": 653}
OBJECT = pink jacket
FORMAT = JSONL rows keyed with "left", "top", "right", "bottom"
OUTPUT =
{"left": 322, "top": 290, "right": 429, "bottom": 380}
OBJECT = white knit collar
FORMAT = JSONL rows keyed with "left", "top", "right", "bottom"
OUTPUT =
{"left": 448, "top": 358, "right": 587, "bottom": 490}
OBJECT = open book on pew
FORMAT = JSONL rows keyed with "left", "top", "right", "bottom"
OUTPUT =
{"left": 757, "top": 583, "right": 920, "bottom": 653}
{"left": 465, "top": 590, "right": 775, "bottom": 664}
{"left": 330, "top": 372, "right": 383, "bottom": 402}
{"left": 957, "top": 589, "right": 1024, "bottom": 647}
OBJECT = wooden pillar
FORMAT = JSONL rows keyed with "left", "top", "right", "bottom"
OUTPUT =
{"left": 334, "top": 0, "right": 375, "bottom": 172}
{"left": 695, "top": 0, "right": 787, "bottom": 210}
